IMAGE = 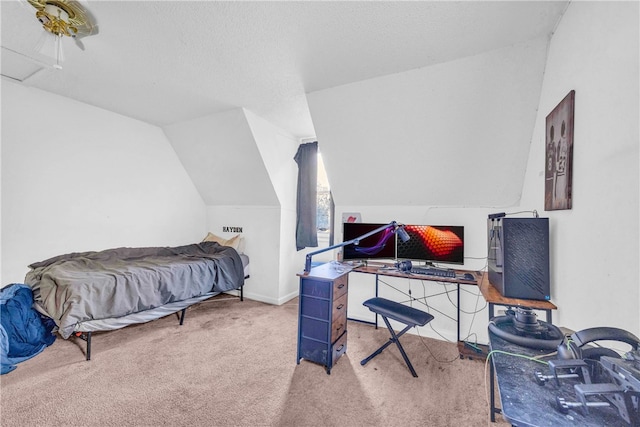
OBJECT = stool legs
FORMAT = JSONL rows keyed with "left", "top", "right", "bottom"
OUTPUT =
{"left": 361, "top": 316, "right": 419, "bottom": 377}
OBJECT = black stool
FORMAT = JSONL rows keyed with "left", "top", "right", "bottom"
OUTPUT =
{"left": 360, "top": 297, "right": 434, "bottom": 377}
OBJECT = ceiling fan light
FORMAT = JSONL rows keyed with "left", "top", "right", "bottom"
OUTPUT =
{"left": 43, "top": 4, "right": 69, "bottom": 24}
{"left": 35, "top": 4, "right": 72, "bottom": 37}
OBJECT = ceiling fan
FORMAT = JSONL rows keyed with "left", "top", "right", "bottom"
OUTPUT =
{"left": 23, "top": 0, "right": 98, "bottom": 69}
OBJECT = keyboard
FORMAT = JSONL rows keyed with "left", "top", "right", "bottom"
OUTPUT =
{"left": 409, "top": 266, "right": 456, "bottom": 278}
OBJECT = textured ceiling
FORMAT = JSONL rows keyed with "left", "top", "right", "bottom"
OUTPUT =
{"left": 1, "top": 1, "right": 569, "bottom": 139}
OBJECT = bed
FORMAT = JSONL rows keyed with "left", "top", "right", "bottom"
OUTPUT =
{"left": 24, "top": 241, "right": 248, "bottom": 360}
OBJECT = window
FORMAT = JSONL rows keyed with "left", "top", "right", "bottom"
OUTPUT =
{"left": 294, "top": 142, "right": 333, "bottom": 251}
{"left": 317, "top": 153, "right": 334, "bottom": 246}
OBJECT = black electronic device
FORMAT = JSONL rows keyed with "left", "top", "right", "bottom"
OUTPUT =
{"left": 487, "top": 217, "right": 550, "bottom": 301}
{"left": 342, "top": 222, "right": 396, "bottom": 261}
{"left": 395, "top": 259, "right": 413, "bottom": 272}
{"left": 489, "top": 308, "right": 640, "bottom": 355}
{"left": 396, "top": 225, "right": 464, "bottom": 265}
{"left": 409, "top": 266, "right": 456, "bottom": 278}
{"left": 557, "top": 327, "right": 640, "bottom": 361}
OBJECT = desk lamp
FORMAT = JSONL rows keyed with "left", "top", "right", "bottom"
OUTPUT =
{"left": 303, "top": 221, "right": 409, "bottom": 273}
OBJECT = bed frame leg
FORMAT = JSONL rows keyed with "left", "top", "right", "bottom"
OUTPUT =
{"left": 179, "top": 308, "right": 186, "bottom": 325}
{"left": 86, "top": 332, "right": 91, "bottom": 360}
{"left": 75, "top": 332, "right": 92, "bottom": 361}
{"left": 240, "top": 285, "right": 244, "bottom": 301}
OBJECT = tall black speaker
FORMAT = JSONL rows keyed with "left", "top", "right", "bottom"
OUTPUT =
{"left": 487, "top": 217, "right": 550, "bottom": 301}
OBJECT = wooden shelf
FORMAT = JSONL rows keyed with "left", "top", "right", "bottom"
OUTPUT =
{"left": 477, "top": 272, "right": 557, "bottom": 311}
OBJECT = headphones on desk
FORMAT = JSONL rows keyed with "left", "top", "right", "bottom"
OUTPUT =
{"left": 394, "top": 260, "right": 413, "bottom": 272}
{"left": 556, "top": 327, "right": 640, "bottom": 360}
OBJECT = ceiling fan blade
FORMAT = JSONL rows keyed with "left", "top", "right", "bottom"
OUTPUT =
{"left": 74, "top": 37, "right": 85, "bottom": 51}
{"left": 65, "top": 0, "right": 98, "bottom": 37}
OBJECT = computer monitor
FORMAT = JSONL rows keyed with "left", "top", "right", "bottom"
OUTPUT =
{"left": 396, "top": 225, "right": 464, "bottom": 265}
{"left": 342, "top": 222, "right": 397, "bottom": 261}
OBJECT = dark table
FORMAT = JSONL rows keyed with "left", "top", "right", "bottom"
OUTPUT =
{"left": 489, "top": 330, "right": 625, "bottom": 426}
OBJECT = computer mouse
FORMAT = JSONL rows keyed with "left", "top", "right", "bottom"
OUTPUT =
{"left": 462, "top": 273, "right": 475, "bottom": 281}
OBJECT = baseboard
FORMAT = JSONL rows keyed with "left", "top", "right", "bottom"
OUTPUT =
{"left": 231, "top": 289, "right": 297, "bottom": 306}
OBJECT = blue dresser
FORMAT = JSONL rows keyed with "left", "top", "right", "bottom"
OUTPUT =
{"left": 296, "top": 263, "right": 349, "bottom": 374}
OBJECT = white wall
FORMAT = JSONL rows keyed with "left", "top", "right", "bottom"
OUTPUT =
{"left": 307, "top": 37, "right": 549, "bottom": 208}
{"left": 244, "top": 110, "right": 305, "bottom": 301}
{"left": 202, "top": 110, "right": 305, "bottom": 305}
{"left": 205, "top": 205, "right": 306, "bottom": 305}
{"left": 163, "top": 109, "right": 279, "bottom": 206}
{"left": 1, "top": 81, "right": 207, "bottom": 285}
{"left": 205, "top": 205, "right": 281, "bottom": 303}
{"left": 518, "top": 1, "right": 639, "bottom": 335}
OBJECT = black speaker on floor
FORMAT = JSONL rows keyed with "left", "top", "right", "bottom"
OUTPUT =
{"left": 487, "top": 217, "right": 550, "bottom": 301}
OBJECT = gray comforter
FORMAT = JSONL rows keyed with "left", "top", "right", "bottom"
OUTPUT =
{"left": 25, "top": 242, "right": 245, "bottom": 339}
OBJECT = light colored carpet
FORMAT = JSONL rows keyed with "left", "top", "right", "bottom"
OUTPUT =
{"left": 0, "top": 295, "right": 509, "bottom": 426}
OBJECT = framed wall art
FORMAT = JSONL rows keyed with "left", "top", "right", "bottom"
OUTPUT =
{"left": 545, "top": 90, "right": 575, "bottom": 211}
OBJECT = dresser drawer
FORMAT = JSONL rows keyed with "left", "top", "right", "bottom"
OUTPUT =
{"left": 333, "top": 274, "right": 348, "bottom": 300}
{"left": 332, "top": 331, "right": 347, "bottom": 364}
{"left": 299, "top": 337, "right": 328, "bottom": 366}
{"left": 330, "top": 293, "right": 348, "bottom": 343}
{"left": 300, "top": 316, "right": 329, "bottom": 342}
{"left": 332, "top": 292, "right": 348, "bottom": 320}
{"left": 300, "top": 272, "right": 348, "bottom": 300}
{"left": 300, "top": 277, "right": 332, "bottom": 299}
{"left": 300, "top": 295, "right": 330, "bottom": 320}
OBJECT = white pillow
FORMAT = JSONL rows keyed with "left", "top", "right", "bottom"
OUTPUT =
{"left": 202, "top": 232, "right": 245, "bottom": 253}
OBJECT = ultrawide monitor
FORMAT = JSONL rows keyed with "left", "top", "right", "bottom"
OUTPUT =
{"left": 396, "top": 225, "right": 464, "bottom": 265}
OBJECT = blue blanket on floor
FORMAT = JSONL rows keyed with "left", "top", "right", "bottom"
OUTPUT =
{"left": 1, "top": 284, "right": 56, "bottom": 374}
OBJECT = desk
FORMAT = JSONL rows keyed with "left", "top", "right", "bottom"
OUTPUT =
{"left": 352, "top": 263, "right": 478, "bottom": 343}
{"left": 296, "top": 262, "right": 479, "bottom": 372}
{"left": 489, "top": 330, "right": 623, "bottom": 426}
{"left": 478, "top": 274, "right": 557, "bottom": 323}
{"left": 296, "top": 263, "right": 558, "bottom": 373}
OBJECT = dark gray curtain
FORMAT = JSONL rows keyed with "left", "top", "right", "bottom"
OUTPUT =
{"left": 294, "top": 141, "right": 318, "bottom": 251}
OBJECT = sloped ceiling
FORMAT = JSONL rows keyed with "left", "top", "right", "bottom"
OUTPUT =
{"left": 164, "top": 109, "right": 279, "bottom": 206}
{"left": 1, "top": 1, "right": 570, "bottom": 207}
{"left": 308, "top": 38, "right": 549, "bottom": 207}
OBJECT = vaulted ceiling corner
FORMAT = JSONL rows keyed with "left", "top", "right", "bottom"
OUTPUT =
{"left": 163, "top": 109, "right": 278, "bottom": 207}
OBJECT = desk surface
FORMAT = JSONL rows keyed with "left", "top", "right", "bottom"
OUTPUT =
{"left": 352, "top": 263, "right": 480, "bottom": 285}
{"left": 304, "top": 263, "right": 558, "bottom": 312}
{"left": 297, "top": 262, "right": 353, "bottom": 280}
{"left": 489, "top": 331, "right": 623, "bottom": 426}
